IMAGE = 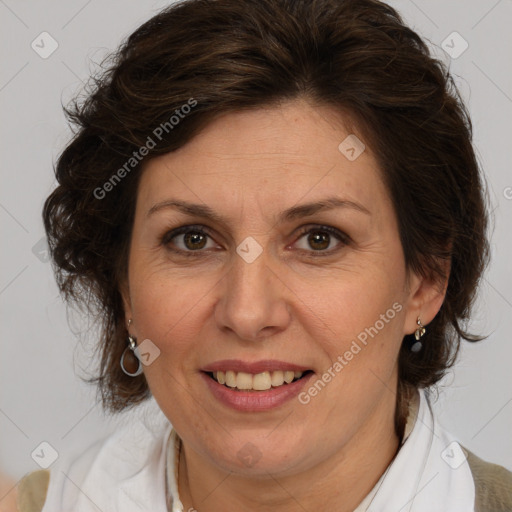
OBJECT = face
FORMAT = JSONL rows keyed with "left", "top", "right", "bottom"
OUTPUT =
{"left": 123, "top": 99, "right": 442, "bottom": 477}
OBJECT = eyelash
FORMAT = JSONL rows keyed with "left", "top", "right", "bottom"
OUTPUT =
{"left": 160, "top": 224, "right": 350, "bottom": 258}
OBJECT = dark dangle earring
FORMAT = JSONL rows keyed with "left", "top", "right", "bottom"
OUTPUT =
{"left": 411, "top": 316, "right": 426, "bottom": 353}
{"left": 120, "top": 320, "right": 143, "bottom": 377}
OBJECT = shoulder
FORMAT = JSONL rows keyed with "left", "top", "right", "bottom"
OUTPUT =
{"left": 15, "top": 470, "right": 50, "bottom": 512}
{"left": 15, "top": 427, "right": 118, "bottom": 511}
{"left": 15, "top": 435, "right": 105, "bottom": 512}
{"left": 17, "top": 409, "right": 172, "bottom": 511}
{"left": 463, "top": 446, "right": 512, "bottom": 512}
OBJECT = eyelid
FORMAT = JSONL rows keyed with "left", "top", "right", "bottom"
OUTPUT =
{"left": 160, "top": 223, "right": 350, "bottom": 255}
{"left": 292, "top": 224, "right": 350, "bottom": 254}
{"left": 160, "top": 224, "right": 211, "bottom": 244}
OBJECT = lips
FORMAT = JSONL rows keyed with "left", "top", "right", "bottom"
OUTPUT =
{"left": 201, "top": 367, "right": 315, "bottom": 412}
{"left": 202, "top": 359, "right": 311, "bottom": 374}
{"left": 209, "top": 369, "right": 306, "bottom": 391}
{"left": 201, "top": 360, "right": 312, "bottom": 393}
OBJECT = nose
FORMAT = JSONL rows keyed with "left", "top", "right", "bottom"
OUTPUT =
{"left": 214, "top": 246, "right": 292, "bottom": 342}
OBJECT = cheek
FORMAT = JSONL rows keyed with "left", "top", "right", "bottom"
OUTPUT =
{"left": 294, "top": 275, "right": 405, "bottom": 408}
{"left": 128, "top": 272, "right": 207, "bottom": 412}
{"left": 295, "top": 263, "right": 404, "bottom": 348}
{"left": 129, "top": 264, "right": 217, "bottom": 363}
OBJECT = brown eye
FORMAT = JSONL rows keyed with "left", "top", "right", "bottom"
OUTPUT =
{"left": 161, "top": 225, "right": 216, "bottom": 253}
{"left": 307, "top": 231, "right": 331, "bottom": 251}
{"left": 294, "top": 225, "right": 349, "bottom": 254}
{"left": 183, "top": 231, "right": 208, "bottom": 250}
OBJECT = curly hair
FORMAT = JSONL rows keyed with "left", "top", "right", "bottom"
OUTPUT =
{"left": 43, "top": 0, "right": 490, "bottom": 432}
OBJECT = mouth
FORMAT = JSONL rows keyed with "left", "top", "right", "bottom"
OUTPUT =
{"left": 204, "top": 369, "right": 314, "bottom": 392}
{"left": 200, "top": 361, "right": 315, "bottom": 411}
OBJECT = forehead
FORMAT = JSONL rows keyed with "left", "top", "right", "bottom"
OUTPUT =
{"left": 136, "top": 100, "right": 389, "bottom": 220}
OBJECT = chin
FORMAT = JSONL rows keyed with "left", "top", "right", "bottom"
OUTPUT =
{"left": 199, "top": 431, "right": 311, "bottom": 477}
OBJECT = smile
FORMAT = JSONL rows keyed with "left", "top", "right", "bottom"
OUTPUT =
{"left": 208, "top": 370, "right": 310, "bottom": 391}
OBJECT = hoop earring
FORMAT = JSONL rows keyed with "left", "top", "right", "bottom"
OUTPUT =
{"left": 120, "top": 321, "right": 143, "bottom": 377}
{"left": 411, "top": 316, "right": 426, "bottom": 353}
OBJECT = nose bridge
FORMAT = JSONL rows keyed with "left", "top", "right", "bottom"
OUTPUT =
{"left": 229, "top": 245, "right": 271, "bottom": 301}
{"left": 215, "top": 241, "right": 290, "bottom": 340}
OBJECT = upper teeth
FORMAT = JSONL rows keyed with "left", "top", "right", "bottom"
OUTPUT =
{"left": 213, "top": 370, "right": 304, "bottom": 390}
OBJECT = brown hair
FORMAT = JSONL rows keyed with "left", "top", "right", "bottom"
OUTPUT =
{"left": 43, "top": 0, "right": 491, "bottom": 430}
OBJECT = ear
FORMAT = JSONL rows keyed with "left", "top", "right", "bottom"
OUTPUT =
{"left": 402, "top": 257, "right": 451, "bottom": 335}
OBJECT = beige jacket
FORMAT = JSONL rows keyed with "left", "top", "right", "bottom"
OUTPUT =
{"left": 14, "top": 448, "right": 512, "bottom": 512}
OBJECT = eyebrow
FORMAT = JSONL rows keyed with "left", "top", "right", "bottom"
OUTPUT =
{"left": 146, "top": 196, "right": 371, "bottom": 223}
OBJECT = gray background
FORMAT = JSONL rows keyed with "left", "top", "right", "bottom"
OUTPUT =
{"left": 1, "top": 0, "right": 511, "bottom": 490}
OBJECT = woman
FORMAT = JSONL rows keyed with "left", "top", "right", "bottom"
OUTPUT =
{"left": 15, "top": 0, "right": 512, "bottom": 510}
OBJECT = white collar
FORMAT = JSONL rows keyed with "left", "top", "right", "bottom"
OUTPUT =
{"left": 41, "top": 400, "right": 174, "bottom": 512}
{"left": 166, "top": 390, "right": 475, "bottom": 512}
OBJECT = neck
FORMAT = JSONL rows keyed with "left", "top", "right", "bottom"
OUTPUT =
{"left": 177, "top": 391, "right": 401, "bottom": 512}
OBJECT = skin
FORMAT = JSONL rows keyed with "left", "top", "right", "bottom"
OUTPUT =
{"left": 0, "top": 472, "right": 17, "bottom": 512}
{"left": 122, "top": 99, "right": 449, "bottom": 512}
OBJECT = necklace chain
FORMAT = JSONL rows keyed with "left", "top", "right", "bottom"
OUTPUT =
{"left": 167, "top": 393, "right": 430, "bottom": 512}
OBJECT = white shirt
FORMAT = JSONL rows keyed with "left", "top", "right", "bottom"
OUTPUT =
{"left": 41, "top": 390, "right": 475, "bottom": 512}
